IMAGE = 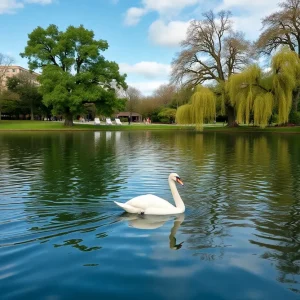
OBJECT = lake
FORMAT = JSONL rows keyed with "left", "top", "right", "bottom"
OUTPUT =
{"left": 0, "top": 131, "right": 299, "bottom": 299}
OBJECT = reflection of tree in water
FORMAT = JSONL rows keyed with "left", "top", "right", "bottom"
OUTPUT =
{"left": 153, "top": 132, "right": 228, "bottom": 260}
{"left": 2, "top": 130, "right": 300, "bottom": 286}
{"left": 249, "top": 135, "right": 300, "bottom": 293}
{"left": 30, "top": 132, "right": 123, "bottom": 202}
{"left": 153, "top": 131, "right": 300, "bottom": 291}
{"left": 0, "top": 132, "right": 124, "bottom": 251}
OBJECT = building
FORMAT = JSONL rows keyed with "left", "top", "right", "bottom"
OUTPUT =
{"left": 0, "top": 65, "right": 40, "bottom": 88}
{"left": 115, "top": 112, "right": 142, "bottom": 122}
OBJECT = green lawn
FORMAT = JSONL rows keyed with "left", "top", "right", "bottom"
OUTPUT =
{"left": 0, "top": 120, "right": 300, "bottom": 133}
{"left": 0, "top": 120, "right": 192, "bottom": 131}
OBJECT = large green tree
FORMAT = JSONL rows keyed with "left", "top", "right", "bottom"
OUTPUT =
{"left": 171, "top": 10, "right": 253, "bottom": 126}
{"left": 21, "top": 24, "right": 127, "bottom": 126}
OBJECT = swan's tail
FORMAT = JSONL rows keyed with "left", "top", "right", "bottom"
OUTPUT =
{"left": 114, "top": 201, "right": 141, "bottom": 214}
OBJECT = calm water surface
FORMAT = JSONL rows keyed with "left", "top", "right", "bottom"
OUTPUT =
{"left": 0, "top": 131, "right": 300, "bottom": 299}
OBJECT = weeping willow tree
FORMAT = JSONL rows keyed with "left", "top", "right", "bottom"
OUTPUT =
{"left": 227, "top": 48, "right": 300, "bottom": 128}
{"left": 272, "top": 49, "right": 300, "bottom": 123}
{"left": 176, "top": 85, "right": 216, "bottom": 130}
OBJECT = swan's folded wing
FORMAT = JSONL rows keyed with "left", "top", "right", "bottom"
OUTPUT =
{"left": 127, "top": 194, "right": 175, "bottom": 210}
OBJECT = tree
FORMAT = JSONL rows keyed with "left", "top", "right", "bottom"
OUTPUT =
{"left": 0, "top": 54, "right": 18, "bottom": 120}
{"left": 176, "top": 85, "right": 216, "bottom": 130}
{"left": 256, "top": 0, "right": 300, "bottom": 112}
{"left": 125, "top": 86, "right": 142, "bottom": 118}
{"left": 171, "top": 85, "right": 193, "bottom": 109}
{"left": 153, "top": 84, "right": 177, "bottom": 107}
{"left": 21, "top": 24, "right": 127, "bottom": 126}
{"left": 7, "top": 72, "right": 43, "bottom": 120}
{"left": 171, "top": 10, "right": 253, "bottom": 126}
{"left": 227, "top": 48, "right": 300, "bottom": 127}
{"left": 158, "top": 108, "right": 177, "bottom": 123}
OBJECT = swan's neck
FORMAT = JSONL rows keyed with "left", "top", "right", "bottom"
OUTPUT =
{"left": 169, "top": 178, "right": 185, "bottom": 211}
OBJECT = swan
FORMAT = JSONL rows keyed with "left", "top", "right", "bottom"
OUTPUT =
{"left": 114, "top": 173, "right": 185, "bottom": 215}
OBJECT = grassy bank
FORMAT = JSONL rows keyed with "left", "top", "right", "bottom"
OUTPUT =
{"left": 0, "top": 120, "right": 191, "bottom": 131}
{"left": 0, "top": 120, "right": 300, "bottom": 133}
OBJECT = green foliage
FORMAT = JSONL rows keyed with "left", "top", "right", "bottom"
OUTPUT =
{"left": 6, "top": 74, "right": 43, "bottom": 119}
{"left": 21, "top": 24, "right": 127, "bottom": 126}
{"left": 176, "top": 104, "right": 192, "bottom": 125}
{"left": 170, "top": 86, "right": 193, "bottom": 108}
{"left": 213, "top": 82, "right": 226, "bottom": 116}
{"left": 190, "top": 86, "right": 216, "bottom": 130}
{"left": 0, "top": 89, "right": 19, "bottom": 117}
{"left": 289, "top": 111, "right": 300, "bottom": 124}
{"left": 253, "top": 93, "right": 274, "bottom": 128}
{"left": 272, "top": 48, "right": 300, "bottom": 124}
{"left": 226, "top": 48, "right": 300, "bottom": 127}
{"left": 176, "top": 85, "right": 216, "bottom": 130}
{"left": 228, "top": 65, "right": 262, "bottom": 124}
{"left": 158, "top": 108, "right": 177, "bottom": 123}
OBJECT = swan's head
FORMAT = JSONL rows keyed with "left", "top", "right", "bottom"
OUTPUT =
{"left": 169, "top": 173, "right": 184, "bottom": 185}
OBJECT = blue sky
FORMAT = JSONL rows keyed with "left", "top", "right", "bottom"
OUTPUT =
{"left": 0, "top": 0, "right": 281, "bottom": 95}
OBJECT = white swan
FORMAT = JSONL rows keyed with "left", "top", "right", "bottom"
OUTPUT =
{"left": 114, "top": 173, "right": 185, "bottom": 215}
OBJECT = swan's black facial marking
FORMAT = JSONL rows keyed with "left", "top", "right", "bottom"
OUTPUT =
{"left": 175, "top": 176, "right": 184, "bottom": 186}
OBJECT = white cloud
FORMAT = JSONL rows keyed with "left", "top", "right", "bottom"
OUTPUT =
{"left": 149, "top": 20, "right": 190, "bottom": 47}
{"left": 124, "top": 7, "right": 147, "bottom": 26}
{"left": 0, "top": 0, "right": 53, "bottom": 14}
{"left": 217, "top": 0, "right": 280, "bottom": 40}
{"left": 0, "top": 0, "right": 23, "bottom": 14}
{"left": 231, "top": 15, "right": 262, "bottom": 41}
{"left": 119, "top": 61, "right": 171, "bottom": 79}
{"left": 217, "top": 0, "right": 279, "bottom": 11}
{"left": 128, "top": 80, "right": 169, "bottom": 95}
{"left": 125, "top": 0, "right": 199, "bottom": 26}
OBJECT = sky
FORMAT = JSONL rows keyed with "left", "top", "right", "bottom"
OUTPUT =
{"left": 0, "top": 0, "right": 282, "bottom": 95}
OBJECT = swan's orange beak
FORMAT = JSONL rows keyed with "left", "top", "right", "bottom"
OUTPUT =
{"left": 176, "top": 177, "right": 184, "bottom": 186}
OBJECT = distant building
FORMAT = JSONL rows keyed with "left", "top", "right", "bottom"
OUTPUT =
{"left": 0, "top": 65, "right": 40, "bottom": 88}
{"left": 115, "top": 112, "right": 142, "bottom": 122}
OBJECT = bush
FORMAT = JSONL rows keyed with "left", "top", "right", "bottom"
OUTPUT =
{"left": 289, "top": 111, "right": 300, "bottom": 125}
{"left": 270, "top": 114, "right": 278, "bottom": 125}
{"left": 119, "top": 117, "right": 128, "bottom": 123}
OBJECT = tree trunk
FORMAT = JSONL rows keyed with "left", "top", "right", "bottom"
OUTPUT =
{"left": 30, "top": 105, "right": 34, "bottom": 121}
{"left": 226, "top": 104, "right": 236, "bottom": 127}
{"left": 0, "top": 107, "right": 1, "bottom": 121}
{"left": 64, "top": 113, "right": 73, "bottom": 126}
{"left": 292, "top": 88, "right": 300, "bottom": 112}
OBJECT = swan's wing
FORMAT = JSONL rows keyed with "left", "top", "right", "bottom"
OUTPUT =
{"left": 126, "top": 194, "right": 175, "bottom": 210}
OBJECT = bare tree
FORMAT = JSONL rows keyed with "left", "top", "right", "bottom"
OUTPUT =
{"left": 256, "top": 0, "right": 300, "bottom": 56}
{"left": 171, "top": 10, "right": 253, "bottom": 125}
{"left": 153, "top": 84, "right": 177, "bottom": 107}
{"left": 0, "top": 54, "right": 16, "bottom": 120}
{"left": 126, "top": 86, "right": 142, "bottom": 121}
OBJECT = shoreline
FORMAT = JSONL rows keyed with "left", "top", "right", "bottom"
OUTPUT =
{"left": 0, "top": 121, "right": 300, "bottom": 133}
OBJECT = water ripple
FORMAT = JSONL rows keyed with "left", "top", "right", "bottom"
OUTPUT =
{"left": 0, "top": 131, "right": 300, "bottom": 298}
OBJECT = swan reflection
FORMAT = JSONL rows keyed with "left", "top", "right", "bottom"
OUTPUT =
{"left": 119, "top": 213, "right": 185, "bottom": 250}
